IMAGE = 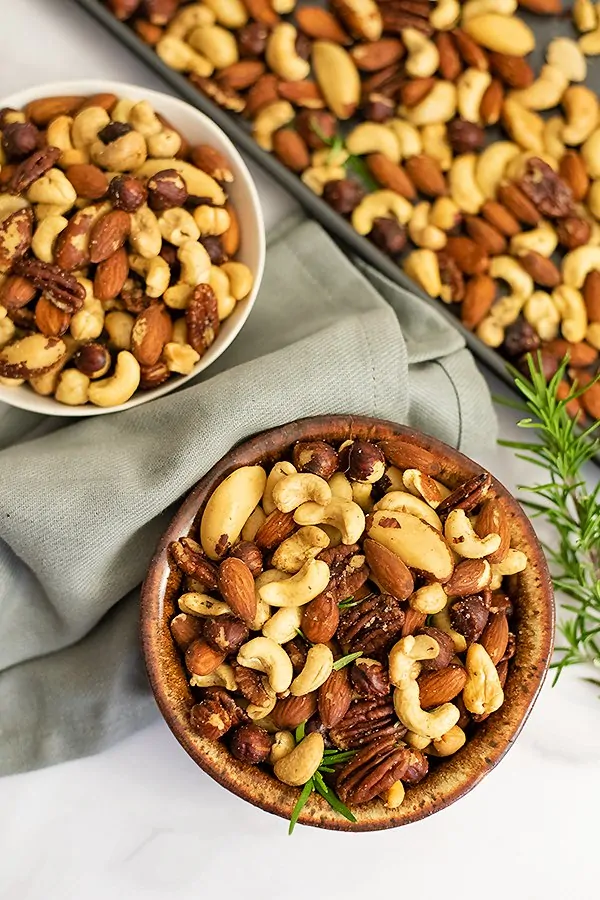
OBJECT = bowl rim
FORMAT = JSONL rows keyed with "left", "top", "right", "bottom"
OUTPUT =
{"left": 0, "top": 79, "right": 266, "bottom": 417}
{"left": 140, "top": 415, "right": 555, "bottom": 832}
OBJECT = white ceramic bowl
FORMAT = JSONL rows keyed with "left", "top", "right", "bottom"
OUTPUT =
{"left": 0, "top": 80, "right": 265, "bottom": 416}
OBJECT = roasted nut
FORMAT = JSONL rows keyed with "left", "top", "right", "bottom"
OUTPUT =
{"left": 2, "top": 122, "right": 40, "bottom": 161}
{"left": 322, "top": 179, "right": 366, "bottom": 214}
{"left": 292, "top": 441, "right": 339, "bottom": 480}
{"left": 170, "top": 612, "right": 204, "bottom": 651}
{"left": 230, "top": 723, "right": 272, "bottom": 763}
{"left": 73, "top": 342, "right": 111, "bottom": 378}
{"left": 351, "top": 657, "right": 390, "bottom": 697}
{"left": 147, "top": 168, "right": 188, "bottom": 210}
{"left": 191, "top": 692, "right": 240, "bottom": 740}
{"left": 107, "top": 174, "right": 148, "bottom": 211}
{"left": 450, "top": 594, "right": 490, "bottom": 644}
{"left": 204, "top": 615, "right": 250, "bottom": 653}
{"left": 339, "top": 438, "right": 386, "bottom": 483}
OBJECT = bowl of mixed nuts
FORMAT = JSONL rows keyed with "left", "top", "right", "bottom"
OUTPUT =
{"left": 141, "top": 415, "right": 554, "bottom": 831}
{"left": 0, "top": 80, "right": 265, "bottom": 415}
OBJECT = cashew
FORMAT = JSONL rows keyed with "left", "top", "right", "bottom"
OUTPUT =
{"left": 90, "top": 130, "right": 147, "bottom": 171}
{"left": 128, "top": 100, "right": 162, "bottom": 138}
{"left": 203, "top": 0, "right": 247, "bottom": 26}
{"left": 402, "top": 28, "right": 439, "bottom": 78}
{"left": 387, "top": 120, "right": 422, "bottom": 158}
{"left": 104, "top": 310, "right": 133, "bottom": 349}
{"left": 128, "top": 254, "right": 170, "bottom": 299}
{"left": 220, "top": 262, "right": 253, "bottom": 300}
{"left": 273, "top": 732, "right": 324, "bottom": 786}
{"left": 351, "top": 482, "right": 373, "bottom": 512}
{"left": 46, "top": 116, "right": 88, "bottom": 168}
{"left": 111, "top": 98, "right": 136, "bottom": 122}
{"left": 312, "top": 41, "right": 360, "bottom": 121}
{"left": 399, "top": 81, "right": 457, "bottom": 126}
{"left": 579, "top": 27, "right": 600, "bottom": 55}
{"left": 407, "top": 202, "right": 446, "bottom": 251}
{"left": 476, "top": 316, "right": 504, "bottom": 347}
{"left": 573, "top": 0, "right": 598, "bottom": 32}
{"left": 193, "top": 205, "right": 230, "bottom": 236}
{"left": 510, "top": 65, "right": 568, "bottom": 111}
{"left": 389, "top": 634, "right": 436, "bottom": 683}
{"left": 253, "top": 571, "right": 284, "bottom": 629}
{"left": 430, "top": 724, "right": 466, "bottom": 757}
{"left": 294, "top": 497, "right": 365, "bottom": 545}
{"left": 463, "top": 643, "right": 504, "bottom": 716}
{"left": 71, "top": 107, "right": 110, "bottom": 149}
{"left": 402, "top": 469, "right": 451, "bottom": 507}
{"left": 431, "top": 602, "right": 468, "bottom": 652}
{"left": 390, "top": 635, "right": 460, "bottom": 739}
{"left": 552, "top": 284, "right": 588, "bottom": 343}
{"left": 301, "top": 165, "right": 347, "bottom": 196}
{"left": 586, "top": 322, "right": 600, "bottom": 349}
{"left": 200, "top": 465, "right": 267, "bottom": 559}
{"left": 546, "top": 37, "right": 587, "bottom": 83}
{"left": 263, "top": 462, "right": 298, "bottom": 516}
{"left": 178, "top": 592, "right": 231, "bottom": 616}
{"left": 421, "top": 124, "right": 453, "bottom": 172}
{"left": 237, "top": 636, "right": 294, "bottom": 693}
{"left": 523, "top": 291, "right": 561, "bottom": 341}
{"left": 242, "top": 505, "right": 267, "bottom": 542}
{"left": 27, "top": 168, "right": 77, "bottom": 210}
{"left": 156, "top": 34, "right": 214, "bottom": 77}
{"left": 129, "top": 205, "right": 162, "bottom": 259}
{"left": 490, "top": 255, "right": 534, "bottom": 299}
{"left": 489, "top": 548, "right": 528, "bottom": 589}
{"left": 544, "top": 117, "right": 567, "bottom": 160}
{"left": 273, "top": 472, "right": 332, "bottom": 512}
{"left": 291, "top": 644, "right": 334, "bottom": 696}
{"left": 430, "top": 0, "right": 460, "bottom": 29}
{"left": 502, "top": 99, "right": 545, "bottom": 153}
{"left": 450, "top": 154, "right": 485, "bottom": 214}
{"left": 475, "top": 141, "right": 520, "bottom": 199}
{"left": 461, "top": 0, "right": 515, "bottom": 19}
{"left": 158, "top": 208, "right": 201, "bottom": 246}
{"left": 269, "top": 730, "right": 295, "bottom": 764}
{"left": 403, "top": 249, "right": 442, "bottom": 298}
{"left": 208, "top": 265, "right": 235, "bottom": 319}
{"left": 510, "top": 223, "right": 558, "bottom": 258}
{"left": 369, "top": 508, "right": 454, "bottom": 581}
{"left": 30, "top": 339, "right": 74, "bottom": 398}
{"left": 409, "top": 582, "right": 447, "bottom": 614}
{"left": 272, "top": 526, "right": 330, "bottom": 574}
{"left": 188, "top": 24, "right": 239, "bottom": 69}
{"left": 383, "top": 780, "right": 406, "bottom": 808}
{"left": 352, "top": 190, "right": 413, "bottom": 235}
{"left": 562, "top": 86, "right": 599, "bottom": 146}
{"left": 86, "top": 350, "right": 140, "bottom": 407}
{"left": 147, "top": 129, "right": 182, "bottom": 158}
{"left": 71, "top": 278, "right": 105, "bottom": 341}
{"left": 488, "top": 294, "right": 526, "bottom": 329}
{"left": 179, "top": 240, "right": 212, "bottom": 287}
{"left": 262, "top": 607, "right": 303, "bottom": 644}
{"left": 457, "top": 68, "right": 492, "bottom": 124}
{"left": 444, "top": 508, "right": 501, "bottom": 559}
{"left": 345, "top": 122, "right": 401, "bottom": 163}
{"left": 562, "top": 245, "right": 600, "bottom": 288}
{"left": 31, "top": 214, "right": 68, "bottom": 263}
{"left": 54, "top": 369, "right": 90, "bottom": 406}
{"left": 265, "top": 23, "right": 310, "bottom": 81}
{"left": 329, "top": 472, "right": 353, "bottom": 501}
{"left": 0, "top": 317, "right": 15, "bottom": 349}
{"left": 258, "top": 559, "right": 331, "bottom": 608}
{"left": 163, "top": 342, "right": 200, "bottom": 374}
{"left": 582, "top": 128, "right": 600, "bottom": 177}
{"left": 252, "top": 100, "right": 295, "bottom": 151}
{"left": 588, "top": 179, "right": 600, "bottom": 218}
{"left": 167, "top": 3, "right": 216, "bottom": 38}
{"left": 190, "top": 664, "right": 237, "bottom": 691}
{"left": 405, "top": 731, "right": 431, "bottom": 750}
{"left": 373, "top": 490, "right": 442, "bottom": 531}
{"left": 136, "top": 159, "right": 226, "bottom": 205}
{"left": 385, "top": 466, "right": 405, "bottom": 492}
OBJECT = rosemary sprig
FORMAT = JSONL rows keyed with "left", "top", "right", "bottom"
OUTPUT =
{"left": 501, "top": 353, "right": 600, "bottom": 685}
{"left": 309, "top": 121, "right": 379, "bottom": 191}
{"left": 332, "top": 650, "right": 363, "bottom": 670}
{"left": 338, "top": 592, "right": 374, "bottom": 610}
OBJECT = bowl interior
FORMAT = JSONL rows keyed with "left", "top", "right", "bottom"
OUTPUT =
{"left": 141, "top": 415, "right": 554, "bottom": 832}
{"left": 0, "top": 80, "right": 265, "bottom": 416}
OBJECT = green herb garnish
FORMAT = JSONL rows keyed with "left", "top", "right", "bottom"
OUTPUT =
{"left": 332, "top": 651, "right": 363, "bottom": 670}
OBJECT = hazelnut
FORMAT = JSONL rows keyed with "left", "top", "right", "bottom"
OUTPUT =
{"left": 502, "top": 319, "right": 540, "bottom": 358}
{"left": 447, "top": 119, "right": 485, "bottom": 154}
{"left": 283, "top": 637, "right": 308, "bottom": 674}
{"left": 322, "top": 179, "right": 365, "bottom": 215}
{"left": 0, "top": 108, "right": 21, "bottom": 129}
{"left": 403, "top": 748, "right": 429, "bottom": 784}
{"left": 292, "top": 440, "right": 339, "bottom": 479}
{"left": 170, "top": 612, "right": 203, "bottom": 651}
{"left": 340, "top": 439, "right": 385, "bottom": 483}
{"left": 450, "top": 594, "right": 490, "bottom": 645}
{"left": 200, "top": 235, "right": 228, "bottom": 266}
{"left": 295, "top": 31, "right": 312, "bottom": 61}
{"left": 204, "top": 615, "right": 249, "bottom": 653}
{"left": 108, "top": 174, "right": 148, "bottom": 212}
{"left": 190, "top": 692, "right": 239, "bottom": 741}
{"left": 416, "top": 626, "right": 455, "bottom": 672}
{"left": 555, "top": 216, "right": 591, "bottom": 250}
{"left": 2, "top": 122, "right": 39, "bottom": 161}
{"left": 147, "top": 168, "right": 188, "bottom": 210}
{"left": 351, "top": 658, "right": 390, "bottom": 696}
{"left": 238, "top": 21, "right": 269, "bottom": 57}
{"left": 295, "top": 109, "right": 336, "bottom": 150}
{"left": 364, "top": 93, "right": 395, "bottom": 123}
{"left": 229, "top": 723, "right": 272, "bottom": 764}
{"left": 230, "top": 540, "right": 263, "bottom": 577}
{"left": 73, "top": 342, "right": 111, "bottom": 378}
{"left": 368, "top": 217, "right": 406, "bottom": 255}
{"left": 98, "top": 121, "right": 132, "bottom": 144}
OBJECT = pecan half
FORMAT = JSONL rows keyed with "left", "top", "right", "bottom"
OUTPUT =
{"left": 318, "top": 543, "right": 369, "bottom": 603}
{"left": 8, "top": 145, "right": 61, "bottom": 194}
{"left": 186, "top": 283, "right": 220, "bottom": 356}
{"left": 336, "top": 735, "right": 411, "bottom": 805}
{"left": 169, "top": 536, "right": 219, "bottom": 590}
{"left": 517, "top": 157, "right": 574, "bottom": 219}
{"left": 232, "top": 664, "right": 273, "bottom": 707}
{"left": 329, "top": 697, "right": 404, "bottom": 749}
{"left": 338, "top": 593, "right": 405, "bottom": 657}
{"left": 13, "top": 258, "right": 85, "bottom": 313}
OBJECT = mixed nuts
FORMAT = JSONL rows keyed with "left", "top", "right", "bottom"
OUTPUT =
{"left": 0, "top": 92, "right": 253, "bottom": 406}
{"left": 101, "top": 0, "right": 600, "bottom": 420}
{"left": 168, "top": 433, "right": 524, "bottom": 825}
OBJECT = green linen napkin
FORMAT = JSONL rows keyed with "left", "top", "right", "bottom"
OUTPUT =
{"left": 0, "top": 215, "right": 497, "bottom": 775}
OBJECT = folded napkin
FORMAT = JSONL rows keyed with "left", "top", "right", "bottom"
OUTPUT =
{"left": 0, "top": 216, "right": 496, "bottom": 776}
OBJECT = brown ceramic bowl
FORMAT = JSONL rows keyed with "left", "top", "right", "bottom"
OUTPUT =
{"left": 140, "top": 415, "right": 554, "bottom": 831}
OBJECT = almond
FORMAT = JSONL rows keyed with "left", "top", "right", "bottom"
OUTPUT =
{"left": 89, "top": 209, "right": 131, "bottom": 264}
{"left": 452, "top": 28, "right": 489, "bottom": 70}
{"left": 217, "top": 60, "right": 265, "bottom": 91}
{"left": 364, "top": 538, "right": 414, "bottom": 599}
{"left": 34, "top": 295, "right": 71, "bottom": 337}
{"left": 475, "top": 499, "right": 510, "bottom": 564}
{"left": 464, "top": 216, "right": 506, "bottom": 256}
{"left": 25, "top": 95, "right": 83, "bottom": 125}
{"left": 218, "top": 557, "right": 257, "bottom": 626}
{"left": 480, "top": 78, "right": 503, "bottom": 125}
{"left": 94, "top": 246, "right": 129, "bottom": 301}
{"left": 131, "top": 303, "right": 172, "bottom": 366}
{"left": 271, "top": 693, "right": 318, "bottom": 729}
{"left": 185, "top": 638, "right": 226, "bottom": 676}
{"left": 222, "top": 202, "right": 240, "bottom": 256}
{"left": 559, "top": 152, "right": 589, "bottom": 202}
{"left": 65, "top": 164, "right": 109, "bottom": 200}
{"left": 517, "top": 251, "right": 561, "bottom": 288}
{"left": 54, "top": 205, "right": 98, "bottom": 271}
{"left": 445, "top": 237, "right": 489, "bottom": 275}
{"left": 277, "top": 81, "right": 325, "bottom": 109}
{"left": 0, "top": 207, "right": 34, "bottom": 274}
{"left": 497, "top": 183, "right": 541, "bottom": 226}
{"left": 405, "top": 155, "right": 447, "bottom": 197}
{"left": 302, "top": 593, "right": 340, "bottom": 643}
{"left": 367, "top": 153, "right": 416, "bottom": 200}
{"left": 445, "top": 559, "right": 492, "bottom": 596}
{"left": 318, "top": 668, "right": 352, "bottom": 727}
{"left": 556, "top": 380, "right": 582, "bottom": 419}
{"left": 255, "top": 510, "right": 296, "bottom": 550}
{"left": 242, "top": 0, "right": 279, "bottom": 24}
{"left": 0, "top": 274, "right": 36, "bottom": 310}
{"left": 243, "top": 74, "right": 280, "bottom": 119}
{"left": 272, "top": 130, "right": 311, "bottom": 173}
{"left": 481, "top": 200, "right": 521, "bottom": 237}
{"left": 518, "top": 0, "right": 562, "bottom": 12}
{"left": 461, "top": 274, "right": 497, "bottom": 329}
{"left": 351, "top": 38, "right": 404, "bottom": 71}
{"left": 296, "top": 6, "right": 350, "bottom": 43}
{"left": 555, "top": 216, "right": 591, "bottom": 250}
{"left": 378, "top": 438, "right": 441, "bottom": 476}
{"left": 436, "top": 32, "right": 462, "bottom": 81}
{"left": 544, "top": 338, "right": 598, "bottom": 368}
{"left": 402, "top": 607, "right": 427, "bottom": 636}
{"left": 418, "top": 664, "right": 467, "bottom": 709}
{"left": 584, "top": 271, "right": 600, "bottom": 323}
{"left": 79, "top": 92, "right": 118, "bottom": 112}
{"left": 488, "top": 52, "right": 534, "bottom": 88}
{"left": 399, "top": 78, "right": 436, "bottom": 109}
{"left": 578, "top": 373, "right": 600, "bottom": 420}
{"left": 480, "top": 612, "right": 510, "bottom": 665}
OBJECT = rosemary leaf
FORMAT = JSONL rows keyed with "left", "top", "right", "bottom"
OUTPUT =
{"left": 289, "top": 779, "right": 314, "bottom": 835}
{"left": 313, "top": 771, "right": 357, "bottom": 823}
{"left": 332, "top": 651, "right": 363, "bottom": 670}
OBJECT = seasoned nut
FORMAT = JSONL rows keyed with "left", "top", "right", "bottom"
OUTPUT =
{"left": 301, "top": 592, "right": 340, "bottom": 643}
{"left": 2, "top": 122, "right": 39, "bottom": 160}
{"left": 450, "top": 594, "right": 490, "bottom": 644}
{"left": 322, "top": 179, "right": 366, "bottom": 215}
{"left": 416, "top": 626, "right": 454, "bottom": 672}
{"left": 238, "top": 21, "right": 270, "bottom": 57}
{"left": 518, "top": 158, "right": 574, "bottom": 219}
{"left": 230, "top": 723, "right": 272, "bottom": 763}
{"left": 340, "top": 438, "right": 385, "bottom": 483}
{"left": 230, "top": 540, "right": 263, "bottom": 577}
{"left": 107, "top": 174, "right": 148, "bottom": 211}
{"left": 295, "top": 109, "right": 337, "bottom": 149}
{"left": 73, "top": 342, "right": 111, "bottom": 378}
{"left": 292, "top": 441, "right": 339, "bottom": 480}
{"left": 351, "top": 657, "right": 390, "bottom": 697}
{"left": 170, "top": 612, "right": 204, "bottom": 651}
{"left": 204, "top": 615, "right": 249, "bottom": 653}
{"left": 368, "top": 217, "right": 407, "bottom": 255}
{"left": 186, "top": 638, "right": 227, "bottom": 676}
{"left": 190, "top": 691, "right": 242, "bottom": 740}
{"left": 147, "top": 168, "right": 189, "bottom": 210}
{"left": 364, "top": 93, "right": 395, "bottom": 122}
{"left": 336, "top": 735, "right": 410, "bottom": 806}
{"left": 447, "top": 119, "right": 485, "bottom": 154}
{"left": 271, "top": 693, "right": 318, "bottom": 729}
{"left": 200, "top": 235, "right": 228, "bottom": 266}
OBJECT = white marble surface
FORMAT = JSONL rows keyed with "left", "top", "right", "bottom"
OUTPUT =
{"left": 0, "top": 2, "right": 597, "bottom": 896}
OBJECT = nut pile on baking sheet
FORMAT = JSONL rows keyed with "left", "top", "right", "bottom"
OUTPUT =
{"left": 168, "top": 435, "right": 524, "bottom": 814}
{"left": 103, "top": 0, "right": 600, "bottom": 420}
{"left": 0, "top": 93, "right": 253, "bottom": 406}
